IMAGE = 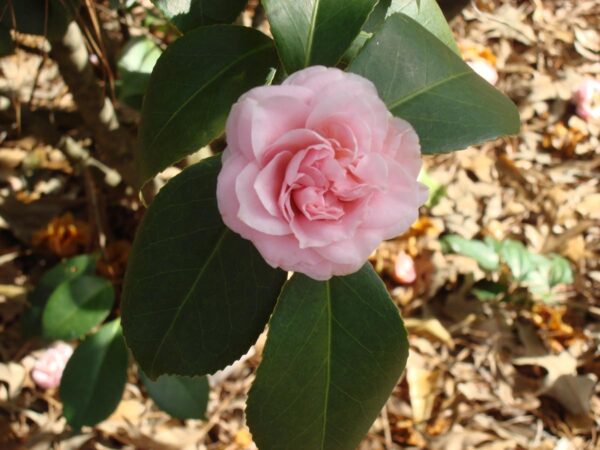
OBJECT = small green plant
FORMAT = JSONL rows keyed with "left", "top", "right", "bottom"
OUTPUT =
{"left": 442, "top": 235, "right": 573, "bottom": 303}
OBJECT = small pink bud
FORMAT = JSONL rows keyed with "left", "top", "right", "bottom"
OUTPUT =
{"left": 467, "top": 59, "right": 498, "bottom": 86}
{"left": 31, "top": 342, "right": 73, "bottom": 389}
{"left": 573, "top": 78, "right": 600, "bottom": 121}
{"left": 393, "top": 251, "right": 417, "bottom": 284}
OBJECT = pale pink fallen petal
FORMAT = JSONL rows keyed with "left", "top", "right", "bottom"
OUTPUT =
{"left": 393, "top": 251, "right": 417, "bottom": 284}
{"left": 31, "top": 342, "right": 73, "bottom": 390}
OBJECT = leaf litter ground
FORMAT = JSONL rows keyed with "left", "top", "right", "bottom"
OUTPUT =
{"left": 0, "top": 0, "right": 599, "bottom": 449}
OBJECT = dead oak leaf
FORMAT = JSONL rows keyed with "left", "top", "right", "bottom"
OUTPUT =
{"left": 513, "top": 351, "right": 597, "bottom": 415}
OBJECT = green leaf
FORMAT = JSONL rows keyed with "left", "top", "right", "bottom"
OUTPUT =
{"left": 151, "top": 0, "right": 247, "bottom": 32}
{"left": 137, "top": 25, "right": 278, "bottom": 185}
{"left": 122, "top": 156, "right": 286, "bottom": 378}
{"left": 22, "top": 254, "right": 97, "bottom": 337}
{"left": 499, "top": 240, "right": 532, "bottom": 281}
{"left": 442, "top": 235, "right": 500, "bottom": 271}
{"left": 247, "top": 264, "right": 408, "bottom": 450}
{"left": 42, "top": 275, "right": 115, "bottom": 340}
{"left": 363, "top": 0, "right": 391, "bottom": 33}
{"left": 140, "top": 372, "right": 209, "bottom": 420}
{"left": 472, "top": 279, "right": 507, "bottom": 301}
{"left": 263, "top": 0, "right": 378, "bottom": 73}
{"left": 349, "top": 13, "right": 520, "bottom": 154}
{"left": 418, "top": 170, "right": 445, "bottom": 208}
{"left": 60, "top": 320, "right": 128, "bottom": 429}
{"left": 548, "top": 255, "right": 573, "bottom": 287}
{"left": 364, "top": 0, "right": 459, "bottom": 54}
{"left": 117, "top": 36, "right": 162, "bottom": 109}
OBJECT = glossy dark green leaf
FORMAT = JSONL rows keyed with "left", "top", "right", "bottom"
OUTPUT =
{"left": 263, "top": 0, "right": 378, "bottom": 73}
{"left": 363, "top": 0, "right": 391, "bottom": 33}
{"left": 140, "top": 372, "right": 209, "bottom": 420}
{"left": 349, "top": 13, "right": 519, "bottom": 154}
{"left": 363, "top": 0, "right": 459, "bottom": 53}
{"left": 60, "top": 320, "right": 128, "bottom": 429}
{"left": 151, "top": 0, "right": 247, "bottom": 32}
{"left": 138, "top": 26, "right": 278, "bottom": 185}
{"left": 42, "top": 275, "right": 115, "bottom": 340}
{"left": 122, "top": 156, "right": 286, "bottom": 379}
{"left": 442, "top": 235, "right": 500, "bottom": 271}
{"left": 247, "top": 264, "right": 408, "bottom": 450}
{"left": 22, "top": 254, "right": 97, "bottom": 337}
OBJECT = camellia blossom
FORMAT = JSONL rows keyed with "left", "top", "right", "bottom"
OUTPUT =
{"left": 217, "top": 66, "right": 427, "bottom": 280}
{"left": 573, "top": 78, "right": 600, "bottom": 121}
{"left": 31, "top": 341, "right": 73, "bottom": 389}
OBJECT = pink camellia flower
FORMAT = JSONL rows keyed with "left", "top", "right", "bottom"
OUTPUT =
{"left": 467, "top": 59, "right": 498, "bottom": 86}
{"left": 217, "top": 66, "right": 427, "bottom": 280}
{"left": 574, "top": 78, "right": 600, "bottom": 121}
{"left": 31, "top": 341, "right": 73, "bottom": 389}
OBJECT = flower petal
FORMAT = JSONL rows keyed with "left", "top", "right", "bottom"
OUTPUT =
{"left": 236, "top": 163, "right": 290, "bottom": 235}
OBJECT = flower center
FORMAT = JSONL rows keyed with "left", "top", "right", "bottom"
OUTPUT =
{"left": 279, "top": 136, "right": 374, "bottom": 223}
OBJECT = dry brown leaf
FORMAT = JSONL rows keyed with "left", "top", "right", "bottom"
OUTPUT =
{"left": 31, "top": 212, "right": 91, "bottom": 257}
{"left": 0, "top": 362, "right": 26, "bottom": 401}
{"left": 404, "top": 318, "right": 454, "bottom": 349}
{"left": 406, "top": 352, "right": 441, "bottom": 423}
{"left": 546, "top": 374, "right": 597, "bottom": 415}
{"left": 513, "top": 352, "right": 597, "bottom": 414}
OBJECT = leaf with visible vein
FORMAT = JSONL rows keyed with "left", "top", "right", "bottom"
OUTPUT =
{"left": 349, "top": 13, "right": 519, "bottom": 154}
{"left": 247, "top": 264, "right": 408, "bottom": 450}
{"left": 137, "top": 25, "right": 278, "bottom": 185}
{"left": 121, "top": 156, "right": 286, "bottom": 378}
{"left": 263, "top": 0, "right": 378, "bottom": 73}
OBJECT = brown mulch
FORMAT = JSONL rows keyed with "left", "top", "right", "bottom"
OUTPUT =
{"left": 0, "top": 0, "right": 599, "bottom": 449}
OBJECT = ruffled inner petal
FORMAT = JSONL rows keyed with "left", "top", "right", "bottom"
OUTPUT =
{"left": 236, "top": 163, "right": 290, "bottom": 236}
{"left": 254, "top": 151, "right": 292, "bottom": 217}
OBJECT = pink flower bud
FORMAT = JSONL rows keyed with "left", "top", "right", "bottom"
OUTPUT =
{"left": 467, "top": 59, "right": 498, "bottom": 86}
{"left": 393, "top": 251, "right": 417, "bottom": 284}
{"left": 574, "top": 78, "right": 600, "bottom": 121}
{"left": 31, "top": 342, "right": 73, "bottom": 389}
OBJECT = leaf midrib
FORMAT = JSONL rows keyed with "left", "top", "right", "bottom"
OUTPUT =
{"left": 46, "top": 280, "right": 109, "bottom": 336}
{"left": 304, "top": 0, "right": 321, "bottom": 67}
{"left": 148, "top": 227, "right": 230, "bottom": 375}
{"left": 143, "top": 42, "right": 272, "bottom": 167}
{"left": 385, "top": 70, "right": 471, "bottom": 111}
{"left": 319, "top": 280, "right": 332, "bottom": 449}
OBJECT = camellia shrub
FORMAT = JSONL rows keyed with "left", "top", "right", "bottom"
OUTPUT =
{"left": 121, "top": 1, "right": 520, "bottom": 449}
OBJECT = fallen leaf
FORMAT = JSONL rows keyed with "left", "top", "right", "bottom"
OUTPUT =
{"left": 0, "top": 362, "right": 26, "bottom": 401}
{"left": 405, "top": 318, "right": 454, "bottom": 349}
{"left": 406, "top": 352, "right": 441, "bottom": 423}
{"left": 513, "top": 351, "right": 596, "bottom": 414}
